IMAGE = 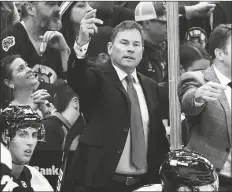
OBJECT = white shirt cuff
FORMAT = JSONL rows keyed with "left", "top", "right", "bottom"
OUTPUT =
{"left": 194, "top": 99, "right": 205, "bottom": 107}
{"left": 73, "top": 40, "right": 89, "bottom": 59}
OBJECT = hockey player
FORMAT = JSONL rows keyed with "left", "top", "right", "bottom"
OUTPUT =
{"left": 0, "top": 105, "right": 53, "bottom": 191}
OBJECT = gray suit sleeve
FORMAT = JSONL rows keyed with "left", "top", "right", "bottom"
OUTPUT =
{"left": 178, "top": 72, "right": 206, "bottom": 116}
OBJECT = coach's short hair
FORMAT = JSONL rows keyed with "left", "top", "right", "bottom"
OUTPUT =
{"left": 208, "top": 24, "right": 231, "bottom": 59}
{"left": 110, "top": 20, "right": 144, "bottom": 46}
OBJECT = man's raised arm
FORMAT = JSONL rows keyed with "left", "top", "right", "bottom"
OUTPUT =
{"left": 67, "top": 9, "right": 103, "bottom": 96}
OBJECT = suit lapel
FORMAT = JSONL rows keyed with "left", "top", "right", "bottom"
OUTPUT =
{"left": 102, "top": 63, "right": 155, "bottom": 121}
{"left": 204, "top": 66, "right": 232, "bottom": 144}
{"left": 102, "top": 62, "right": 131, "bottom": 111}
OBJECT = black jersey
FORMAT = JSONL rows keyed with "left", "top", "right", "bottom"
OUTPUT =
{"left": 1, "top": 22, "right": 63, "bottom": 82}
{"left": 1, "top": 143, "right": 53, "bottom": 191}
{"left": 11, "top": 165, "right": 53, "bottom": 191}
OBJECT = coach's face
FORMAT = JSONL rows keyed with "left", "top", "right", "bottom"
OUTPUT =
{"left": 108, "top": 29, "right": 144, "bottom": 74}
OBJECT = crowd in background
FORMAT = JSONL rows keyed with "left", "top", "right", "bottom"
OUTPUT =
{"left": 0, "top": 1, "right": 231, "bottom": 192}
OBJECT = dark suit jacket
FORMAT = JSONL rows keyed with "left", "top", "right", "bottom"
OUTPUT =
{"left": 66, "top": 56, "right": 170, "bottom": 188}
{"left": 178, "top": 66, "right": 231, "bottom": 173}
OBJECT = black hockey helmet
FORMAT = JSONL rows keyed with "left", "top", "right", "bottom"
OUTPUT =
{"left": 0, "top": 105, "right": 45, "bottom": 142}
{"left": 160, "top": 149, "right": 219, "bottom": 191}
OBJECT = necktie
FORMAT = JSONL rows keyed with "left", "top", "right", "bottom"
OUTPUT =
{"left": 125, "top": 75, "right": 146, "bottom": 170}
{"left": 228, "top": 82, "right": 232, "bottom": 88}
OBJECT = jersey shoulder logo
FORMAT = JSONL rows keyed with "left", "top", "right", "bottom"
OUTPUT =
{"left": 2, "top": 36, "right": 16, "bottom": 52}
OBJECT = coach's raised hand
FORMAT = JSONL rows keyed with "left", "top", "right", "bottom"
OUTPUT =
{"left": 77, "top": 9, "right": 103, "bottom": 46}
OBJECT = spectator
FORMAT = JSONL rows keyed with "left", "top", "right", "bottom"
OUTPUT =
{"left": 0, "top": 105, "right": 53, "bottom": 191}
{"left": 134, "top": 2, "right": 170, "bottom": 122}
{"left": 1, "top": 1, "right": 70, "bottom": 83}
{"left": 178, "top": 24, "right": 231, "bottom": 191}
{"left": 60, "top": 1, "right": 92, "bottom": 49}
{"left": 66, "top": 14, "right": 170, "bottom": 191}
{"left": 37, "top": 84, "right": 80, "bottom": 151}
{"left": 135, "top": 1, "right": 168, "bottom": 83}
{"left": 134, "top": 1, "right": 215, "bottom": 124}
{"left": 60, "top": 2, "right": 113, "bottom": 66}
{"left": 1, "top": 55, "right": 56, "bottom": 117}
{"left": 180, "top": 43, "right": 210, "bottom": 72}
{"left": 1, "top": 2, "right": 20, "bottom": 32}
{"left": 180, "top": 1, "right": 229, "bottom": 48}
{"left": 135, "top": 1, "right": 216, "bottom": 82}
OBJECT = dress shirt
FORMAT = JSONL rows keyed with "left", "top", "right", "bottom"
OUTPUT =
{"left": 73, "top": 39, "right": 150, "bottom": 174}
{"left": 73, "top": 39, "right": 89, "bottom": 59}
{"left": 113, "top": 64, "right": 149, "bottom": 175}
{"left": 214, "top": 65, "right": 231, "bottom": 109}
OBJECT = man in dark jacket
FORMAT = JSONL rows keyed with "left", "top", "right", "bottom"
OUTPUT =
{"left": 66, "top": 11, "right": 170, "bottom": 192}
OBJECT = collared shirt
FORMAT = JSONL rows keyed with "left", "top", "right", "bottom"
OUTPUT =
{"left": 73, "top": 40, "right": 89, "bottom": 59}
{"left": 112, "top": 64, "right": 149, "bottom": 175}
{"left": 73, "top": 41, "right": 150, "bottom": 174}
{"left": 214, "top": 65, "right": 231, "bottom": 178}
{"left": 214, "top": 65, "right": 231, "bottom": 109}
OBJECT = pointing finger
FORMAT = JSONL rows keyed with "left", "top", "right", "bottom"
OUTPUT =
{"left": 84, "top": 18, "right": 103, "bottom": 25}
{"left": 83, "top": 9, "right": 97, "bottom": 20}
{"left": 204, "top": 3, "right": 216, "bottom": 9}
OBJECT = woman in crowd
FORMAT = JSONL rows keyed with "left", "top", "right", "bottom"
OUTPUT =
{"left": 60, "top": 1, "right": 93, "bottom": 49}
{"left": 0, "top": 54, "right": 56, "bottom": 118}
{"left": 60, "top": 1, "right": 113, "bottom": 67}
{"left": 0, "top": 105, "right": 53, "bottom": 191}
